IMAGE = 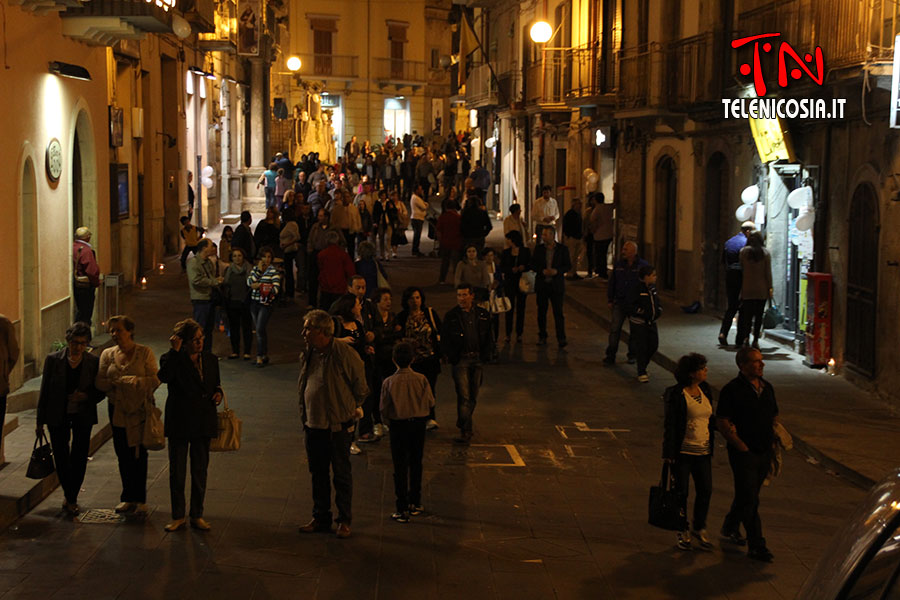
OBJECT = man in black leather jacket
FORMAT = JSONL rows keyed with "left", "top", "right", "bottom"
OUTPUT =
{"left": 441, "top": 284, "right": 492, "bottom": 444}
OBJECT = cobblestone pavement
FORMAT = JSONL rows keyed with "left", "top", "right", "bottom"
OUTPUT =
{"left": 0, "top": 230, "right": 867, "bottom": 599}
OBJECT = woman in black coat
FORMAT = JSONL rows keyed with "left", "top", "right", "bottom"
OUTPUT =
{"left": 499, "top": 230, "right": 531, "bottom": 343}
{"left": 36, "top": 322, "right": 105, "bottom": 515}
{"left": 662, "top": 353, "right": 715, "bottom": 551}
{"left": 158, "top": 318, "right": 223, "bottom": 532}
{"left": 396, "top": 287, "right": 442, "bottom": 430}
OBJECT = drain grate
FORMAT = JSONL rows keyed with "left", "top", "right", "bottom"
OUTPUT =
{"left": 76, "top": 509, "right": 125, "bottom": 524}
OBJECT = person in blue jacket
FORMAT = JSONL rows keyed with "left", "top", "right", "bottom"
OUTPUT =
{"left": 604, "top": 241, "right": 649, "bottom": 365}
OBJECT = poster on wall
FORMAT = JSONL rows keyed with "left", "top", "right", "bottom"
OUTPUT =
{"left": 237, "top": 0, "right": 261, "bottom": 56}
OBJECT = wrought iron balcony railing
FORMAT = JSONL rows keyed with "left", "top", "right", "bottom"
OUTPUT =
{"left": 372, "top": 58, "right": 425, "bottom": 83}
{"left": 292, "top": 54, "right": 359, "bottom": 79}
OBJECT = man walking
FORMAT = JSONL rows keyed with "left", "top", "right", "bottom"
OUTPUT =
{"left": 532, "top": 185, "right": 559, "bottom": 241}
{"left": 717, "top": 347, "right": 778, "bottom": 562}
{"left": 298, "top": 310, "right": 369, "bottom": 539}
{"left": 187, "top": 239, "right": 223, "bottom": 352}
{"left": 531, "top": 227, "right": 571, "bottom": 348}
{"left": 441, "top": 284, "right": 492, "bottom": 444}
{"left": 231, "top": 211, "right": 256, "bottom": 261}
{"left": 562, "top": 198, "right": 584, "bottom": 280}
{"left": 588, "top": 193, "right": 614, "bottom": 279}
{"left": 719, "top": 221, "right": 756, "bottom": 346}
{"left": 604, "top": 241, "right": 649, "bottom": 365}
{"left": 73, "top": 227, "right": 101, "bottom": 326}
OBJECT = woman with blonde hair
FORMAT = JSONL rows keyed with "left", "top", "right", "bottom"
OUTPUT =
{"left": 96, "top": 315, "right": 159, "bottom": 515}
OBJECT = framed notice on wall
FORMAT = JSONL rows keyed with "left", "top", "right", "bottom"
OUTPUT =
{"left": 109, "top": 106, "right": 124, "bottom": 148}
{"left": 237, "top": 0, "right": 261, "bottom": 56}
{"left": 109, "top": 163, "right": 129, "bottom": 222}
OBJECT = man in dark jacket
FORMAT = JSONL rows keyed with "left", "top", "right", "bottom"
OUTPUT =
{"left": 626, "top": 265, "right": 662, "bottom": 381}
{"left": 441, "top": 284, "right": 492, "bottom": 444}
{"left": 532, "top": 227, "right": 572, "bottom": 348}
{"left": 562, "top": 198, "right": 584, "bottom": 280}
{"left": 231, "top": 211, "right": 257, "bottom": 260}
{"left": 604, "top": 241, "right": 649, "bottom": 365}
{"left": 716, "top": 347, "right": 779, "bottom": 562}
{"left": 36, "top": 322, "right": 105, "bottom": 514}
{"left": 719, "top": 221, "right": 755, "bottom": 345}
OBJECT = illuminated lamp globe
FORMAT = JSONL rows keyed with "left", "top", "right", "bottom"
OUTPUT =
{"left": 172, "top": 15, "right": 192, "bottom": 39}
{"left": 286, "top": 56, "right": 302, "bottom": 72}
{"left": 530, "top": 21, "right": 552, "bottom": 43}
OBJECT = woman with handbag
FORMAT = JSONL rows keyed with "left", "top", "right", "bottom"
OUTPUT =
{"left": 159, "top": 318, "right": 223, "bottom": 532}
{"left": 95, "top": 315, "right": 160, "bottom": 516}
{"left": 500, "top": 230, "right": 531, "bottom": 343}
{"left": 397, "top": 287, "right": 442, "bottom": 431}
{"left": 482, "top": 247, "right": 504, "bottom": 345}
{"left": 247, "top": 246, "right": 282, "bottom": 368}
{"left": 36, "top": 322, "right": 105, "bottom": 515}
{"left": 223, "top": 248, "right": 253, "bottom": 360}
{"left": 662, "top": 353, "right": 716, "bottom": 551}
{"left": 736, "top": 232, "right": 773, "bottom": 349}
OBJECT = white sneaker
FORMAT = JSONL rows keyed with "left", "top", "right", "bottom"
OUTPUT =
{"left": 373, "top": 423, "right": 384, "bottom": 438}
{"left": 637, "top": 374, "right": 650, "bottom": 383}
{"left": 677, "top": 530, "right": 692, "bottom": 551}
{"left": 350, "top": 442, "right": 362, "bottom": 455}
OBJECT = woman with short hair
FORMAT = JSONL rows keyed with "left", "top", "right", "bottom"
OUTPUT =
{"left": 397, "top": 287, "right": 442, "bottom": 431}
{"left": 737, "top": 232, "right": 773, "bottom": 348}
{"left": 37, "top": 322, "right": 106, "bottom": 515}
{"left": 662, "top": 353, "right": 715, "bottom": 551}
{"left": 500, "top": 230, "right": 531, "bottom": 343}
{"left": 159, "top": 318, "right": 223, "bottom": 532}
{"left": 247, "top": 245, "right": 282, "bottom": 367}
{"left": 223, "top": 247, "right": 253, "bottom": 360}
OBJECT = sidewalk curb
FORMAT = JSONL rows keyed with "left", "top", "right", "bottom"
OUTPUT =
{"left": 0, "top": 423, "right": 112, "bottom": 531}
{"left": 565, "top": 293, "right": 877, "bottom": 491}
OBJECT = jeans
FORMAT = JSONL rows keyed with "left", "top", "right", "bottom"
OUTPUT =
{"left": 631, "top": 322, "right": 659, "bottom": 376}
{"left": 505, "top": 291, "right": 527, "bottom": 337}
{"left": 452, "top": 359, "right": 483, "bottom": 433}
{"left": 304, "top": 427, "right": 353, "bottom": 524}
{"left": 737, "top": 299, "right": 766, "bottom": 346}
{"left": 283, "top": 251, "right": 298, "bottom": 297}
{"left": 411, "top": 219, "right": 424, "bottom": 254}
{"left": 536, "top": 285, "right": 566, "bottom": 342}
{"left": 226, "top": 303, "right": 253, "bottom": 355}
{"left": 264, "top": 187, "right": 275, "bottom": 210}
{"left": 109, "top": 403, "right": 148, "bottom": 503}
{"left": 720, "top": 269, "right": 743, "bottom": 339}
{"left": 605, "top": 303, "right": 633, "bottom": 360}
{"left": 47, "top": 416, "right": 93, "bottom": 505}
{"left": 73, "top": 286, "right": 96, "bottom": 326}
{"left": 563, "top": 236, "right": 582, "bottom": 276}
{"left": 439, "top": 247, "right": 460, "bottom": 283}
{"left": 168, "top": 437, "right": 211, "bottom": 519}
{"left": 389, "top": 418, "right": 427, "bottom": 512}
{"left": 191, "top": 300, "right": 214, "bottom": 353}
{"left": 723, "top": 447, "right": 771, "bottom": 551}
{"left": 250, "top": 301, "right": 272, "bottom": 357}
{"left": 673, "top": 453, "right": 712, "bottom": 531}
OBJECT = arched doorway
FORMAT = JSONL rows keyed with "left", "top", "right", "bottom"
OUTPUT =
{"left": 654, "top": 156, "right": 677, "bottom": 290}
{"left": 845, "top": 183, "right": 879, "bottom": 376}
{"left": 70, "top": 108, "right": 98, "bottom": 325}
{"left": 20, "top": 157, "right": 39, "bottom": 377}
{"left": 703, "top": 153, "right": 729, "bottom": 309}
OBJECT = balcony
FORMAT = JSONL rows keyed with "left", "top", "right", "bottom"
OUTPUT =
{"left": 523, "top": 42, "right": 617, "bottom": 111}
{"left": 465, "top": 63, "right": 498, "bottom": 108}
{"left": 62, "top": 0, "right": 174, "bottom": 44}
{"left": 616, "top": 32, "right": 722, "bottom": 113}
{"left": 290, "top": 54, "right": 359, "bottom": 81}
{"left": 522, "top": 54, "right": 567, "bottom": 111}
{"left": 181, "top": 0, "right": 215, "bottom": 33}
{"left": 372, "top": 58, "right": 426, "bottom": 88}
{"left": 198, "top": 0, "right": 237, "bottom": 52}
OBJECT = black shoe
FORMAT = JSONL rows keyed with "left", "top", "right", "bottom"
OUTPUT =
{"left": 718, "top": 334, "right": 728, "bottom": 346}
{"left": 748, "top": 547, "right": 774, "bottom": 562}
{"left": 558, "top": 340, "right": 568, "bottom": 348}
{"left": 603, "top": 356, "right": 615, "bottom": 366}
{"left": 453, "top": 431, "right": 473, "bottom": 444}
{"left": 298, "top": 519, "right": 332, "bottom": 534}
{"left": 720, "top": 526, "right": 747, "bottom": 546}
{"left": 537, "top": 338, "right": 548, "bottom": 346}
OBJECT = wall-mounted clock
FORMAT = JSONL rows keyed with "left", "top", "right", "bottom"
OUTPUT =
{"left": 46, "top": 138, "right": 62, "bottom": 183}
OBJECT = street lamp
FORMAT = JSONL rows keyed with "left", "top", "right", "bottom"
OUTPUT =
{"left": 286, "top": 56, "right": 301, "bottom": 72}
{"left": 530, "top": 20, "right": 552, "bottom": 43}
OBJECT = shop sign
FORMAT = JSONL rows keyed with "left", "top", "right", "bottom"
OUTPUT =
{"left": 748, "top": 115, "right": 795, "bottom": 163}
{"left": 890, "top": 34, "right": 900, "bottom": 128}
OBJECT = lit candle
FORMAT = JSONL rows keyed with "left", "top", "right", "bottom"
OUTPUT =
{"left": 141, "top": 277, "right": 148, "bottom": 290}
{"left": 158, "top": 263, "right": 165, "bottom": 273}
{"left": 827, "top": 358, "right": 836, "bottom": 375}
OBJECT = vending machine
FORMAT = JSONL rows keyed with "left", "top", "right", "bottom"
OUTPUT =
{"left": 804, "top": 272, "right": 832, "bottom": 367}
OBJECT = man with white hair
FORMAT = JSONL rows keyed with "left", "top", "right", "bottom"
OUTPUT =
{"left": 72, "top": 227, "right": 100, "bottom": 325}
{"left": 604, "top": 240, "right": 649, "bottom": 365}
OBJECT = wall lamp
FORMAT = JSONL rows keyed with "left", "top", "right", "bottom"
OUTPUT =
{"left": 188, "top": 66, "right": 216, "bottom": 80}
{"left": 48, "top": 61, "right": 92, "bottom": 81}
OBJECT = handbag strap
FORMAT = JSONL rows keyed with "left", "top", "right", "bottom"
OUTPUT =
{"left": 659, "top": 462, "right": 671, "bottom": 488}
{"left": 34, "top": 429, "right": 47, "bottom": 450}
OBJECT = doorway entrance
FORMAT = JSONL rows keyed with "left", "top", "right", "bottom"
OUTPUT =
{"left": 704, "top": 152, "right": 728, "bottom": 309}
{"left": 845, "top": 183, "right": 879, "bottom": 376}
{"left": 654, "top": 156, "right": 677, "bottom": 290}
{"left": 20, "top": 158, "right": 39, "bottom": 378}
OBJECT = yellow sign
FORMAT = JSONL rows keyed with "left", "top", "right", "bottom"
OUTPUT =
{"left": 749, "top": 116, "right": 795, "bottom": 163}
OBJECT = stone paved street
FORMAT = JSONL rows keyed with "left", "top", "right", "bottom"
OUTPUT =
{"left": 0, "top": 238, "right": 868, "bottom": 599}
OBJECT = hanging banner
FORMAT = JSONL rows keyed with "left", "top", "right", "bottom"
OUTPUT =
{"left": 237, "top": 0, "right": 261, "bottom": 56}
{"left": 891, "top": 34, "right": 900, "bottom": 128}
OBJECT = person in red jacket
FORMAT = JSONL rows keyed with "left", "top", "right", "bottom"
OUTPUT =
{"left": 435, "top": 199, "right": 462, "bottom": 285}
{"left": 73, "top": 227, "right": 101, "bottom": 325}
{"left": 317, "top": 230, "right": 355, "bottom": 309}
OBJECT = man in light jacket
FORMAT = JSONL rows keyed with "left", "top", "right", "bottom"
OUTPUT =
{"left": 187, "top": 239, "right": 223, "bottom": 352}
{"left": 298, "top": 310, "right": 369, "bottom": 539}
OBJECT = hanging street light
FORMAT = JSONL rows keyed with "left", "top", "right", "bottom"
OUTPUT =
{"left": 530, "top": 21, "right": 552, "bottom": 43}
{"left": 286, "top": 56, "right": 302, "bottom": 72}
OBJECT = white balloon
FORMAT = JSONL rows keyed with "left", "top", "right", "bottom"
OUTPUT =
{"left": 201, "top": 177, "right": 214, "bottom": 189}
{"left": 735, "top": 204, "right": 754, "bottom": 221}
{"left": 587, "top": 173, "right": 599, "bottom": 186}
{"left": 583, "top": 168, "right": 596, "bottom": 180}
{"left": 201, "top": 165, "right": 215, "bottom": 178}
{"left": 741, "top": 185, "right": 759, "bottom": 205}
{"left": 172, "top": 15, "right": 192, "bottom": 39}
{"left": 787, "top": 186, "right": 812, "bottom": 210}
{"left": 796, "top": 209, "right": 815, "bottom": 231}
{"left": 586, "top": 180, "right": 599, "bottom": 192}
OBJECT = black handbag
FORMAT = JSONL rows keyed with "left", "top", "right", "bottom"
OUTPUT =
{"left": 26, "top": 430, "right": 55, "bottom": 480}
{"left": 648, "top": 463, "right": 687, "bottom": 531}
{"left": 763, "top": 299, "right": 784, "bottom": 330}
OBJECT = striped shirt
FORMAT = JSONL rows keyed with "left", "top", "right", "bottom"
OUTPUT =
{"left": 247, "top": 265, "right": 282, "bottom": 306}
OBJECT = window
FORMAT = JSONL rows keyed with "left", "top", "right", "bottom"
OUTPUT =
{"left": 308, "top": 15, "right": 338, "bottom": 74}
{"left": 431, "top": 48, "right": 440, "bottom": 69}
{"left": 387, "top": 21, "right": 408, "bottom": 78}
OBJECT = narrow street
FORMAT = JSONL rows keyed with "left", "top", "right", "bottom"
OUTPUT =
{"left": 0, "top": 241, "right": 865, "bottom": 599}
